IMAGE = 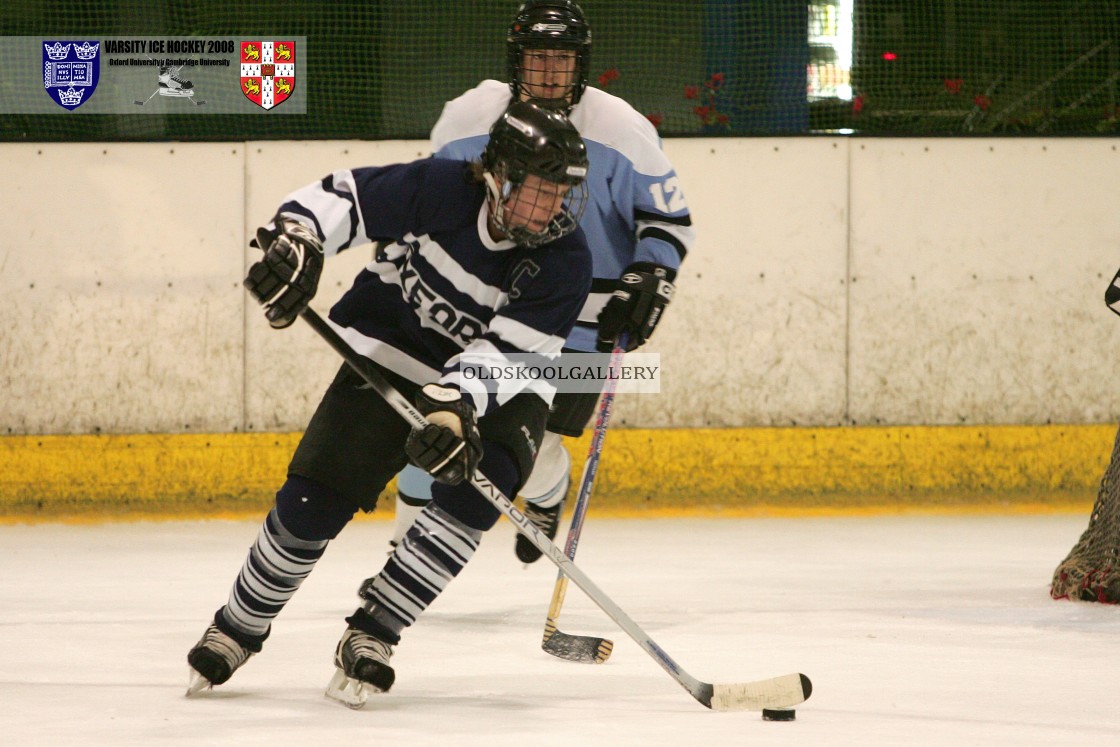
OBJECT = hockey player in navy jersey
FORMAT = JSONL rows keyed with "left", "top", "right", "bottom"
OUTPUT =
{"left": 376, "top": 0, "right": 696, "bottom": 570}
{"left": 186, "top": 101, "right": 592, "bottom": 705}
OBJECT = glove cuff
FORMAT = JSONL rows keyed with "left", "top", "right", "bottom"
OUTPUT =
{"left": 624, "top": 261, "right": 677, "bottom": 283}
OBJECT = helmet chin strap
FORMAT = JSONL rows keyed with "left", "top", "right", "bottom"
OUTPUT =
{"left": 485, "top": 171, "right": 514, "bottom": 200}
{"left": 481, "top": 170, "right": 515, "bottom": 235}
{"left": 483, "top": 171, "right": 512, "bottom": 240}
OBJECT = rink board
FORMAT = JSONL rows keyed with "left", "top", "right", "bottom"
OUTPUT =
{"left": 1, "top": 423, "right": 1111, "bottom": 521}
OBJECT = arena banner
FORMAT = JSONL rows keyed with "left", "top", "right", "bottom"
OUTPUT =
{"left": 1, "top": 36, "right": 307, "bottom": 113}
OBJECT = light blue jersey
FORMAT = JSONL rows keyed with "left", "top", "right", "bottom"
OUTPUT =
{"left": 431, "top": 80, "right": 695, "bottom": 352}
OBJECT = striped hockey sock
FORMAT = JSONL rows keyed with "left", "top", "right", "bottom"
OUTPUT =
{"left": 361, "top": 502, "right": 481, "bottom": 640}
{"left": 221, "top": 507, "right": 329, "bottom": 637}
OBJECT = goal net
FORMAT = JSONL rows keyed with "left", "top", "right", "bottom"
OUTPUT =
{"left": 1052, "top": 425, "right": 1120, "bottom": 603}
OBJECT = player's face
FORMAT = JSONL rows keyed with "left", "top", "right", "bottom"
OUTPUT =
{"left": 519, "top": 49, "right": 577, "bottom": 105}
{"left": 502, "top": 174, "right": 571, "bottom": 234}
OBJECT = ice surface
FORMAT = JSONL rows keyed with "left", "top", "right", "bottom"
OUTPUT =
{"left": 2, "top": 514, "right": 1117, "bottom": 746}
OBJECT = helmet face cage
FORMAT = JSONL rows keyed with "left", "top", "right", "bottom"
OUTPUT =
{"left": 488, "top": 164, "right": 589, "bottom": 248}
{"left": 483, "top": 102, "right": 590, "bottom": 247}
{"left": 507, "top": 1, "right": 591, "bottom": 110}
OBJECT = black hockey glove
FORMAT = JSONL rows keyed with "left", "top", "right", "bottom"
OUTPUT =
{"left": 405, "top": 384, "right": 484, "bottom": 486}
{"left": 244, "top": 217, "right": 324, "bottom": 329}
{"left": 1106, "top": 266, "right": 1120, "bottom": 317}
{"left": 595, "top": 262, "right": 676, "bottom": 353}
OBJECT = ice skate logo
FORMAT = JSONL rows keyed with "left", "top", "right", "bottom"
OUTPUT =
{"left": 240, "top": 40, "right": 296, "bottom": 110}
{"left": 42, "top": 39, "right": 99, "bottom": 111}
{"left": 134, "top": 59, "right": 205, "bottom": 107}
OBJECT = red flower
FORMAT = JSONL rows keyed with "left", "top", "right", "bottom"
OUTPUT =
{"left": 597, "top": 67, "right": 620, "bottom": 88}
{"left": 944, "top": 78, "right": 963, "bottom": 94}
{"left": 973, "top": 94, "right": 991, "bottom": 111}
{"left": 645, "top": 112, "right": 663, "bottom": 129}
{"left": 683, "top": 74, "right": 730, "bottom": 127}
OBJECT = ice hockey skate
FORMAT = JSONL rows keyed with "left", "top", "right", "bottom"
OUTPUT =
{"left": 185, "top": 623, "right": 255, "bottom": 696}
{"left": 134, "top": 63, "right": 205, "bottom": 106}
{"left": 516, "top": 492, "right": 567, "bottom": 563}
{"left": 324, "top": 625, "right": 396, "bottom": 709}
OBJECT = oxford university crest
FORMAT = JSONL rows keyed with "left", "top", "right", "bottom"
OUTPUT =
{"left": 43, "top": 40, "right": 100, "bottom": 111}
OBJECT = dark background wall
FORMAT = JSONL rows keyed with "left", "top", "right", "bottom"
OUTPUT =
{"left": 2, "top": 0, "right": 1117, "bottom": 141}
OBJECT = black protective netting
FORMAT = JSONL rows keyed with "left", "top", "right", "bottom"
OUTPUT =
{"left": 2, "top": 0, "right": 1118, "bottom": 141}
{"left": 847, "top": 1, "right": 1120, "bottom": 134}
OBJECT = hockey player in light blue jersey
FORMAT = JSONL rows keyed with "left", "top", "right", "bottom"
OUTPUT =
{"left": 375, "top": 0, "right": 696, "bottom": 570}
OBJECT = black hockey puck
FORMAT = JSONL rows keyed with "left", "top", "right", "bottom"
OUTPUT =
{"left": 762, "top": 708, "right": 796, "bottom": 721}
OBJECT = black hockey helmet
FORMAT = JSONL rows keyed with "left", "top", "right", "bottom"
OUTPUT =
{"left": 482, "top": 100, "right": 589, "bottom": 246}
{"left": 507, "top": 0, "right": 592, "bottom": 109}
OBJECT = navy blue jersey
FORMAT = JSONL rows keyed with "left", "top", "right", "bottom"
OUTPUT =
{"left": 272, "top": 158, "right": 592, "bottom": 416}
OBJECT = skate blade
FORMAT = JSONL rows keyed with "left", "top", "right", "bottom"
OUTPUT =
{"left": 324, "top": 668, "right": 381, "bottom": 709}
{"left": 185, "top": 668, "right": 213, "bottom": 696}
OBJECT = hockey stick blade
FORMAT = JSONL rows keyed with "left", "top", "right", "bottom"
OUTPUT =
{"left": 538, "top": 338, "right": 626, "bottom": 665}
{"left": 542, "top": 573, "right": 613, "bottom": 663}
{"left": 542, "top": 628, "right": 614, "bottom": 664}
{"left": 300, "top": 309, "right": 812, "bottom": 711}
{"left": 702, "top": 673, "right": 812, "bottom": 712}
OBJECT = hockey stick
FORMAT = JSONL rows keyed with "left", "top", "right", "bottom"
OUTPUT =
{"left": 134, "top": 88, "right": 159, "bottom": 106}
{"left": 540, "top": 337, "right": 627, "bottom": 664}
{"left": 301, "top": 308, "right": 811, "bottom": 711}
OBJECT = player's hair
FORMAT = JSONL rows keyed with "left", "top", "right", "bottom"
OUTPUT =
{"left": 480, "top": 100, "right": 589, "bottom": 247}
{"left": 507, "top": 0, "right": 592, "bottom": 110}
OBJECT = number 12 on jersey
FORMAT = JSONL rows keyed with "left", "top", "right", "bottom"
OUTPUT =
{"left": 648, "top": 177, "right": 686, "bottom": 213}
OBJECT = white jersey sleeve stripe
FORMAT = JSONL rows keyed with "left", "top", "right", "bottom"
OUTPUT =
{"left": 488, "top": 315, "right": 565, "bottom": 356}
{"left": 280, "top": 169, "right": 367, "bottom": 257}
{"left": 577, "top": 291, "right": 611, "bottom": 325}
